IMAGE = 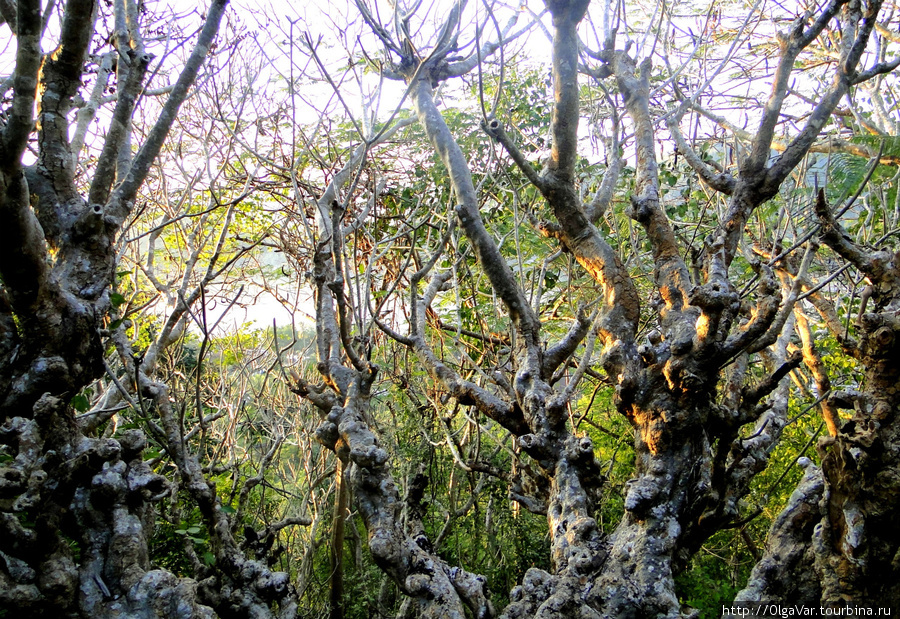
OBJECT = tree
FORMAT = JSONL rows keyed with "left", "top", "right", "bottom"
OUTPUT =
{"left": 3, "top": 0, "right": 899, "bottom": 617}
{"left": 0, "top": 0, "right": 304, "bottom": 616}
{"left": 284, "top": 0, "right": 900, "bottom": 615}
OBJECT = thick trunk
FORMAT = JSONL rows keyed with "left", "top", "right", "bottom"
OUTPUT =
{"left": 500, "top": 408, "right": 713, "bottom": 619}
{"left": 330, "top": 462, "right": 349, "bottom": 619}
{"left": 740, "top": 195, "right": 900, "bottom": 608}
{"left": 293, "top": 0, "right": 898, "bottom": 616}
{"left": 0, "top": 1, "right": 304, "bottom": 616}
{"left": 815, "top": 318, "right": 900, "bottom": 604}
{"left": 0, "top": 398, "right": 216, "bottom": 617}
{"left": 735, "top": 465, "right": 825, "bottom": 604}
{"left": 737, "top": 335, "right": 900, "bottom": 607}
{"left": 592, "top": 438, "right": 702, "bottom": 618}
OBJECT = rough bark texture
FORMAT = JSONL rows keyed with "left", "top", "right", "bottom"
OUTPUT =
{"left": 735, "top": 463, "right": 825, "bottom": 604}
{"left": 2, "top": 0, "right": 896, "bottom": 616}
{"left": 308, "top": 0, "right": 899, "bottom": 617}
{"left": 0, "top": 0, "right": 301, "bottom": 616}
{"left": 736, "top": 192, "right": 900, "bottom": 606}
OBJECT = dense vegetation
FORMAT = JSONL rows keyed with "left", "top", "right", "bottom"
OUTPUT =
{"left": 1, "top": 0, "right": 899, "bottom": 617}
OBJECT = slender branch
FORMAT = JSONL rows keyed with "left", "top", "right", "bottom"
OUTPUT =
{"left": 545, "top": 0, "right": 590, "bottom": 183}
{"left": 741, "top": 350, "right": 803, "bottom": 411}
{"left": 794, "top": 306, "right": 840, "bottom": 436}
{"left": 802, "top": 282, "right": 860, "bottom": 357}
{"left": 0, "top": 0, "right": 41, "bottom": 164}
{"left": 689, "top": 101, "right": 900, "bottom": 166}
{"left": 410, "top": 78, "right": 541, "bottom": 357}
{"left": 71, "top": 53, "right": 116, "bottom": 162}
{"left": 815, "top": 189, "right": 898, "bottom": 286}
{"left": 853, "top": 55, "right": 900, "bottom": 84}
{"left": 585, "top": 87, "right": 623, "bottom": 222}
{"left": 542, "top": 307, "right": 592, "bottom": 378}
{"left": 666, "top": 115, "right": 736, "bottom": 195}
{"left": 88, "top": 50, "right": 151, "bottom": 206}
{"left": 444, "top": 11, "right": 538, "bottom": 78}
{"left": 483, "top": 119, "right": 547, "bottom": 192}
{"left": 745, "top": 0, "right": 848, "bottom": 176}
{"left": 107, "top": 0, "right": 229, "bottom": 218}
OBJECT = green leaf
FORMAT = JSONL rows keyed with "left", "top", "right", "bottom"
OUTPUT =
{"left": 220, "top": 504, "right": 236, "bottom": 514}
{"left": 202, "top": 551, "right": 216, "bottom": 566}
{"left": 110, "top": 292, "right": 126, "bottom": 308}
{"left": 70, "top": 394, "right": 90, "bottom": 413}
{"left": 187, "top": 526, "right": 201, "bottom": 534}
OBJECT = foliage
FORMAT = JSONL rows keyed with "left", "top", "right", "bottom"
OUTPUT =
{"left": 2, "top": 0, "right": 900, "bottom": 616}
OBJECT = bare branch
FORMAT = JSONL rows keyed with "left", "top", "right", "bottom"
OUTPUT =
{"left": 853, "top": 55, "right": 900, "bottom": 84}
{"left": 71, "top": 53, "right": 116, "bottom": 162}
{"left": 584, "top": 89, "right": 623, "bottom": 222}
{"left": 545, "top": 0, "right": 590, "bottom": 183}
{"left": 815, "top": 189, "right": 900, "bottom": 288}
{"left": 542, "top": 307, "right": 592, "bottom": 378}
{"left": 444, "top": 11, "right": 538, "bottom": 78}
{"left": 482, "top": 118, "right": 547, "bottom": 192}
{"left": 745, "top": 0, "right": 848, "bottom": 176}
{"left": 88, "top": 51, "right": 151, "bottom": 206}
{"left": 107, "top": 0, "right": 229, "bottom": 218}
{"left": 794, "top": 306, "right": 839, "bottom": 436}
{"left": 410, "top": 78, "right": 541, "bottom": 357}
{"left": 0, "top": 0, "right": 41, "bottom": 163}
{"left": 666, "top": 115, "right": 736, "bottom": 195}
{"left": 741, "top": 350, "right": 803, "bottom": 412}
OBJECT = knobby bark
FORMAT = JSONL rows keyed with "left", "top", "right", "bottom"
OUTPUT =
{"left": 330, "top": 461, "right": 348, "bottom": 619}
{"left": 0, "top": 0, "right": 303, "bottom": 616}
{"left": 3, "top": 0, "right": 893, "bottom": 615}
{"left": 736, "top": 191, "right": 900, "bottom": 605}
{"left": 289, "top": 0, "right": 900, "bottom": 617}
